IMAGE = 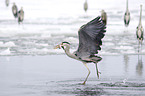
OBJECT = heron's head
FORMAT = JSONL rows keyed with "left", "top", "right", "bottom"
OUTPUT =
{"left": 101, "top": 10, "right": 105, "bottom": 13}
{"left": 21, "top": 7, "right": 23, "bottom": 10}
{"left": 54, "top": 42, "right": 70, "bottom": 50}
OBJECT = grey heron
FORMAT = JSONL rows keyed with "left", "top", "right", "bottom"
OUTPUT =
{"left": 124, "top": 0, "right": 130, "bottom": 27}
{"left": 54, "top": 16, "right": 106, "bottom": 85}
{"left": 101, "top": 10, "right": 107, "bottom": 25}
{"left": 5, "top": 0, "right": 9, "bottom": 7}
{"left": 84, "top": 0, "right": 88, "bottom": 12}
{"left": 12, "top": 3, "right": 18, "bottom": 18}
{"left": 136, "top": 5, "right": 144, "bottom": 52}
{"left": 18, "top": 7, "right": 24, "bottom": 24}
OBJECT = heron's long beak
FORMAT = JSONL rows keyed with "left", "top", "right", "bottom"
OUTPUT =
{"left": 54, "top": 44, "right": 61, "bottom": 49}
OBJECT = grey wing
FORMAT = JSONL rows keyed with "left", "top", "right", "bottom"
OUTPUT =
{"left": 76, "top": 16, "right": 106, "bottom": 59}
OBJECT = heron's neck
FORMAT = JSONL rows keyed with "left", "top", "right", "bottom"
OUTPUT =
{"left": 126, "top": 0, "right": 128, "bottom": 11}
{"left": 64, "top": 48, "right": 76, "bottom": 59}
{"left": 139, "top": 5, "right": 142, "bottom": 25}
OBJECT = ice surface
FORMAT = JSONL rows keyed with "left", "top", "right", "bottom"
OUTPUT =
{"left": 0, "top": 55, "right": 145, "bottom": 96}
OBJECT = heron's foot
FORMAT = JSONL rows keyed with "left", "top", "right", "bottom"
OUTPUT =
{"left": 97, "top": 71, "right": 101, "bottom": 79}
{"left": 78, "top": 82, "right": 86, "bottom": 85}
{"left": 81, "top": 82, "right": 86, "bottom": 85}
{"left": 95, "top": 63, "right": 101, "bottom": 79}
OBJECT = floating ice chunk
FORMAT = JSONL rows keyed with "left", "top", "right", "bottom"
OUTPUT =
{"left": 0, "top": 42, "right": 4, "bottom": 45}
{"left": 5, "top": 41, "right": 16, "bottom": 47}
{"left": 36, "top": 43, "right": 49, "bottom": 47}
{"left": 123, "top": 79, "right": 127, "bottom": 84}
{"left": 25, "top": 48, "right": 49, "bottom": 55}
{"left": 104, "top": 42, "right": 114, "bottom": 46}
{"left": 142, "top": 49, "right": 145, "bottom": 53}
{"left": 41, "top": 48, "right": 49, "bottom": 52}
{"left": 40, "top": 34, "right": 51, "bottom": 38}
{"left": 99, "top": 51, "right": 119, "bottom": 55}
{"left": 121, "top": 50, "right": 136, "bottom": 54}
{"left": 115, "top": 46, "right": 133, "bottom": 50}
{"left": 0, "top": 48, "right": 11, "bottom": 55}
{"left": 0, "top": 41, "right": 16, "bottom": 47}
{"left": 31, "top": 48, "right": 49, "bottom": 52}
{"left": 63, "top": 37, "right": 78, "bottom": 43}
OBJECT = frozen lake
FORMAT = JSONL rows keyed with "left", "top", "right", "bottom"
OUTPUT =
{"left": 0, "top": 55, "right": 145, "bottom": 96}
{"left": 0, "top": 0, "right": 145, "bottom": 95}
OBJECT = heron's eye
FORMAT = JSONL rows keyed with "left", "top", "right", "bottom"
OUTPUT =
{"left": 61, "top": 46, "right": 66, "bottom": 49}
{"left": 63, "top": 46, "right": 66, "bottom": 49}
{"left": 61, "top": 46, "right": 64, "bottom": 49}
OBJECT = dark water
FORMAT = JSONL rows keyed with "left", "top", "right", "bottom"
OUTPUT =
{"left": 0, "top": 55, "right": 145, "bottom": 96}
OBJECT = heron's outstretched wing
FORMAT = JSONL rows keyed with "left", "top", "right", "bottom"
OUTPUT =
{"left": 75, "top": 16, "right": 106, "bottom": 59}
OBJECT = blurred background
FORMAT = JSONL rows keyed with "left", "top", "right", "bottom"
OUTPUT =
{"left": 0, "top": 0, "right": 145, "bottom": 56}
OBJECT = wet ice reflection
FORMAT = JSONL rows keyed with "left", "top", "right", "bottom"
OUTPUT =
{"left": 136, "top": 55, "right": 143, "bottom": 76}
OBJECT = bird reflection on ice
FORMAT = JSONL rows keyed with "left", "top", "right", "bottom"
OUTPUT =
{"left": 136, "top": 55, "right": 143, "bottom": 76}
{"left": 124, "top": 55, "right": 129, "bottom": 73}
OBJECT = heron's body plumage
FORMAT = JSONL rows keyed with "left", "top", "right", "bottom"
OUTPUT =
{"left": 124, "top": 11, "right": 130, "bottom": 26}
{"left": 136, "top": 5, "right": 144, "bottom": 45}
{"left": 124, "top": 0, "right": 130, "bottom": 27}
{"left": 5, "top": 0, "right": 9, "bottom": 6}
{"left": 84, "top": 0, "right": 88, "bottom": 12}
{"left": 18, "top": 8, "right": 24, "bottom": 24}
{"left": 12, "top": 3, "right": 18, "bottom": 18}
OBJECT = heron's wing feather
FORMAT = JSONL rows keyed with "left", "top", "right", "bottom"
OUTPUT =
{"left": 76, "top": 16, "right": 106, "bottom": 58}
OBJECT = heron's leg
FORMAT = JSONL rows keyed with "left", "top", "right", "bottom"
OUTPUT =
{"left": 82, "top": 63, "right": 90, "bottom": 85}
{"left": 95, "top": 63, "right": 100, "bottom": 79}
{"left": 138, "top": 41, "right": 140, "bottom": 53}
{"left": 141, "top": 41, "right": 142, "bottom": 53}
